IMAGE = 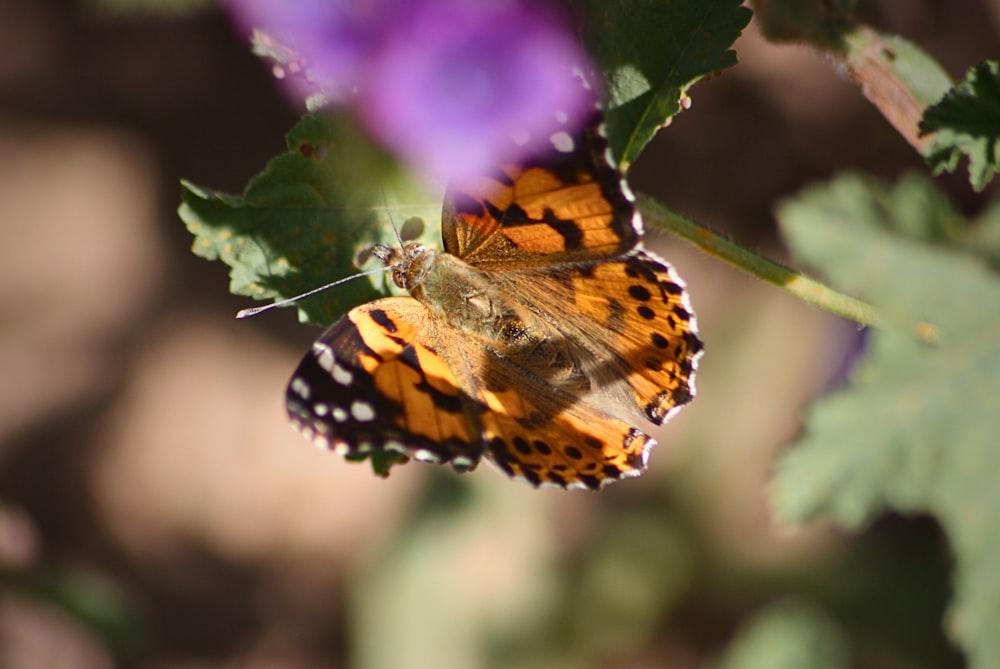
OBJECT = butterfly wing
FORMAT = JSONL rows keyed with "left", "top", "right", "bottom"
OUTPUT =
{"left": 572, "top": 250, "right": 703, "bottom": 424}
{"left": 472, "top": 355, "right": 656, "bottom": 490}
{"left": 441, "top": 110, "right": 640, "bottom": 270}
{"left": 286, "top": 297, "right": 486, "bottom": 471}
{"left": 439, "top": 105, "right": 702, "bottom": 432}
{"left": 286, "top": 295, "right": 657, "bottom": 489}
{"left": 489, "top": 249, "right": 703, "bottom": 428}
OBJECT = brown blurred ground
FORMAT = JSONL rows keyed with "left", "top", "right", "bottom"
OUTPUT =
{"left": 0, "top": 1, "right": 995, "bottom": 667}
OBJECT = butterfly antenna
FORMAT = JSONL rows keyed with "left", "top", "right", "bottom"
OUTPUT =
{"left": 381, "top": 189, "right": 405, "bottom": 248}
{"left": 236, "top": 266, "right": 389, "bottom": 319}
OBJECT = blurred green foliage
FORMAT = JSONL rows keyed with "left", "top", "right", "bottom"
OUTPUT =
{"left": 86, "top": 0, "right": 210, "bottom": 17}
{"left": 713, "top": 600, "right": 848, "bottom": 669}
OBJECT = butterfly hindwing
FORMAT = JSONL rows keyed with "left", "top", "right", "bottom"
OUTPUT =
{"left": 557, "top": 249, "right": 702, "bottom": 424}
{"left": 472, "top": 361, "right": 656, "bottom": 489}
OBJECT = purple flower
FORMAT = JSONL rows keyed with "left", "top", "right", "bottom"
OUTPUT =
{"left": 362, "top": 0, "right": 594, "bottom": 179}
{"left": 223, "top": 0, "right": 405, "bottom": 102}
{"left": 223, "top": 0, "right": 595, "bottom": 180}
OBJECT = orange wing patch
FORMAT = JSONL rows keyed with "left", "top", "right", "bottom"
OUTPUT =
{"left": 286, "top": 298, "right": 482, "bottom": 470}
{"left": 440, "top": 113, "right": 639, "bottom": 269}
{"left": 475, "top": 369, "right": 654, "bottom": 489}
{"left": 349, "top": 306, "right": 475, "bottom": 448}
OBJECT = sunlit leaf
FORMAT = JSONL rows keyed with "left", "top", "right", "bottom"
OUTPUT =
{"left": 179, "top": 113, "right": 440, "bottom": 327}
{"left": 921, "top": 60, "right": 1000, "bottom": 191}
{"left": 577, "top": 0, "right": 751, "bottom": 168}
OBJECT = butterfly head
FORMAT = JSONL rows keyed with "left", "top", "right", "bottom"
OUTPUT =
{"left": 372, "top": 241, "right": 436, "bottom": 294}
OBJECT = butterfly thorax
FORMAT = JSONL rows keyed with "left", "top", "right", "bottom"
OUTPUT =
{"left": 375, "top": 241, "right": 546, "bottom": 351}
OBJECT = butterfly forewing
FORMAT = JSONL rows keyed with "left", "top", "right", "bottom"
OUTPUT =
{"left": 286, "top": 298, "right": 484, "bottom": 470}
{"left": 441, "top": 111, "right": 639, "bottom": 270}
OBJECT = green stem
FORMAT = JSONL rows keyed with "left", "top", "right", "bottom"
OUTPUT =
{"left": 639, "top": 194, "right": 881, "bottom": 328}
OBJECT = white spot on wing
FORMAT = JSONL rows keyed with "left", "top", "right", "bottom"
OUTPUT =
{"left": 351, "top": 400, "right": 375, "bottom": 422}
{"left": 412, "top": 448, "right": 439, "bottom": 463}
{"left": 290, "top": 377, "right": 310, "bottom": 400}
{"left": 620, "top": 178, "right": 636, "bottom": 201}
{"left": 314, "top": 342, "right": 334, "bottom": 372}
{"left": 332, "top": 363, "right": 353, "bottom": 386}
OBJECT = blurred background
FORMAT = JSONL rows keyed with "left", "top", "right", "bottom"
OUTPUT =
{"left": 0, "top": 0, "right": 997, "bottom": 667}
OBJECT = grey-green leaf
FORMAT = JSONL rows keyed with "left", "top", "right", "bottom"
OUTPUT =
{"left": 772, "top": 172, "right": 1000, "bottom": 668}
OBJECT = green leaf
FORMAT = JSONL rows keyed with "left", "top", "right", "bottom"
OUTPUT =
{"left": 920, "top": 60, "right": 1000, "bottom": 191}
{"left": 564, "top": 513, "right": 694, "bottom": 656}
{"left": 772, "top": 172, "right": 1000, "bottom": 668}
{"left": 960, "top": 197, "right": 1000, "bottom": 271}
{"left": 712, "top": 600, "right": 849, "bottom": 669}
{"left": 179, "top": 113, "right": 440, "bottom": 327}
{"left": 1, "top": 566, "right": 141, "bottom": 658}
{"left": 577, "top": 0, "right": 751, "bottom": 168}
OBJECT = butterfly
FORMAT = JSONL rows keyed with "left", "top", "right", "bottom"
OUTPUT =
{"left": 284, "top": 107, "right": 703, "bottom": 490}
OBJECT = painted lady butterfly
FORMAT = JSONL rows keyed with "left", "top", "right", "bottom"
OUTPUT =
{"left": 285, "top": 109, "right": 703, "bottom": 490}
